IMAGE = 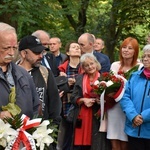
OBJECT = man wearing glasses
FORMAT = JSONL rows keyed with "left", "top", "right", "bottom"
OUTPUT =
{"left": 0, "top": 22, "right": 39, "bottom": 119}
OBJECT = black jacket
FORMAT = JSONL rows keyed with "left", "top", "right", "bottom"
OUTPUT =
{"left": 29, "top": 66, "right": 62, "bottom": 125}
{"left": 42, "top": 53, "right": 59, "bottom": 77}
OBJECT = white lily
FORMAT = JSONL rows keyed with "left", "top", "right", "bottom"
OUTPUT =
{"left": 106, "top": 80, "right": 114, "bottom": 87}
{"left": 0, "top": 119, "right": 17, "bottom": 148}
{"left": 32, "top": 120, "right": 54, "bottom": 150}
{"left": 0, "top": 119, "right": 17, "bottom": 139}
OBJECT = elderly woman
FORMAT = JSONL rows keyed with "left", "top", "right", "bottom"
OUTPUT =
{"left": 70, "top": 53, "right": 111, "bottom": 150}
{"left": 120, "top": 44, "right": 150, "bottom": 150}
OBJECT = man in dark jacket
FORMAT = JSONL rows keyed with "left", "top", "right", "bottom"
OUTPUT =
{"left": 18, "top": 35, "right": 62, "bottom": 125}
{"left": 32, "top": 30, "right": 59, "bottom": 77}
{"left": 78, "top": 33, "right": 110, "bottom": 73}
{"left": 0, "top": 22, "right": 39, "bottom": 119}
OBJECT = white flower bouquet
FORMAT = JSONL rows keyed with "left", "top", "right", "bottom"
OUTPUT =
{"left": 0, "top": 114, "right": 56, "bottom": 150}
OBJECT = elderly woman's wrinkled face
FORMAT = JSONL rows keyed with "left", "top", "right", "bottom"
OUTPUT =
{"left": 142, "top": 51, "right": 150, "bottom": 70}
{"left": 82, "top": 58, "right": 97, "bottom": 74}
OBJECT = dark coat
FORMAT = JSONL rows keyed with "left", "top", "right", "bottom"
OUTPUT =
{"left": 93, "top": 51, "right": 111, "bottom": 73}
{"left": 0, "top": 62, "right": 39, "bottom": 119}
{"left": 59, "top": 53, "right": 67, "bottom": 64}
{"left": 70, "top": 74, "right": 111, "bottom": 150}
{"left": 42, "top": 52, "right": 59, "bottom": 77}
{"left": 29, "top": 66, "right": 62, "bottom": 125}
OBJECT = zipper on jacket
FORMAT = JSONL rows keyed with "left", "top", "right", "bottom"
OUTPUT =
{"left": 138, "top": 79, "right": 148, "bottom": 136}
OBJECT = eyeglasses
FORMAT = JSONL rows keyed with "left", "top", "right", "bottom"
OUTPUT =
{"left": 142, "top": 54, "right": 150, "bottom": 60}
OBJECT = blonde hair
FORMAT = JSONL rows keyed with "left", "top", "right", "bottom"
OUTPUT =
{"left": 80, "top": 53, "right": 101, "bottom": 71}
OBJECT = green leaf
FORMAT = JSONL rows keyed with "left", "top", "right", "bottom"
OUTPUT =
{"left": 2, "top": 87, "right": 21, "bottom": 116}
{"left": 124, "top": 65, "right": 140, "bottom": 80}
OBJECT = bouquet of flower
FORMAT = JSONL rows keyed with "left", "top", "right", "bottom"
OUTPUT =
{"left": 92, "top": 71, "right": 127, "bottom": 119}
{"left": 0, "top": 114, "right": 57, "bottom": 150}
{"left": 92, "top": 71, "right": 127, "bottom": 132}
{"left": 93, "top": 71, "right": 126, "bottom": 101}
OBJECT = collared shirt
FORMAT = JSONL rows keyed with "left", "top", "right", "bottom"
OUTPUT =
{"left": 41, "top": 55, "right": 51, "bottom": 70}
{"left": 0, "top": 64, "right": 15, "bottom": 88}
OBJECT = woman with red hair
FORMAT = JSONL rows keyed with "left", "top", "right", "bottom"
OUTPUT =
{"left": 107, "top": 37, "right": 143, "bottom": 150}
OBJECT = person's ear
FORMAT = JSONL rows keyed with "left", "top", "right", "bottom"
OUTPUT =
{"left": 59, "top": 42, "right": 62, "bottom": 49}
{"left": 66, "top": 52, "right": 70, "bottom": 56}
{"left": 20, "top": 50, "right": 27, "bottom": 58}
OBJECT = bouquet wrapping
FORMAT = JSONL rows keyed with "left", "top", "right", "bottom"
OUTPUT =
{"left": 93, "top": 72, "right": 127, "bottom": 131}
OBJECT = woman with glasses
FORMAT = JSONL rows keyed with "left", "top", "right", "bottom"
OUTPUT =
{"left": 120, "top": 44, "right": 150, "bottom": 150}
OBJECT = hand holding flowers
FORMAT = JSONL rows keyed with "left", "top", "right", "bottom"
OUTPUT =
{"left": 92, "top": 71, "right": 127, "bottom": 119}
{"left": 0, "top": 114, "right": 56, "bottom": 150}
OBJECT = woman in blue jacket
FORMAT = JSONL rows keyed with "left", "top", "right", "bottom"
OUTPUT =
{"left": 120, "top": 44, "right": 150, "bottom": 150}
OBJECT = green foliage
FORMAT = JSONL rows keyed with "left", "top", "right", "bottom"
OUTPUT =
{"left": 4, "top": 114, "right": 23, "bottom": 130}
{"left": 2, "top": 87, "right": 21, "bottom": 116}
{"left": 0, "top": 0, "right": 149, "bottom": 59}
{"left": 124, "top": 65, "right": 140, "bottom": 80}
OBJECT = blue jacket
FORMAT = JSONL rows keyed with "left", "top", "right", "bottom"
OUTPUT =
{"left": 0, "top": 62, "right": 39, "bottom": 119}
{"left": 93, "top": 51, "right": 110, "bottom": 73}
{"left": 120, "top": 68, "right": 150, "bottom": 139}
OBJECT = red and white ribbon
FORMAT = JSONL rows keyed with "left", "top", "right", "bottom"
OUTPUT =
{"left": 99, "top": 75, "right": 127, "bottom": 132}
{"left": 5, "top": 114, "right": 42, "bottom": 150}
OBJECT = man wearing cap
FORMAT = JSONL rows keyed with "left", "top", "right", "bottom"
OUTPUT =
{"left": 0, "top": 22, "right": 39, "bottom": 119}
{"left": 17, "top": 35, "right": 62, "bottom": 126}
{"left": 32, "top": 30, "right": 59, "bottom": 77}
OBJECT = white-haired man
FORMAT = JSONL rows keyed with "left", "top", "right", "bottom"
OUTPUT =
{"left": 0, "top": 22, "right": 39, "bottom": 119}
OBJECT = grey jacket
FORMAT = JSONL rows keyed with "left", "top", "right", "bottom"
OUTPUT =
{"left": 0, "top": 62, "right": 39, "bottom": 118}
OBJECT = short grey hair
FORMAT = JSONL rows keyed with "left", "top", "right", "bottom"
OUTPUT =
{"left": 143, "top": 44, "right": 150, "bottom": 51}
{"left": 50, "top": 37, "right": 61, "bottom": 43}
{"left": 32, "top": 30, "right": 50, "bottom": 39}
{"left": 80, "top": 53, "right": 101, "bottom": 71}
{"left": 0, "top": 22, "right": 16, "bottom": 32}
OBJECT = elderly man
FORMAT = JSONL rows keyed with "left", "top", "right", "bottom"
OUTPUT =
{"left": 18, "top": 35, "right": 62, "bottom": 125}
{"left": 78, "top": 33, "right": 110, "bottom": 73}
{"left": 32, "top": 30, "right": 59, "bottom": 77}
{"left": 0, "top": 22, "right": 39, "bottom": 119}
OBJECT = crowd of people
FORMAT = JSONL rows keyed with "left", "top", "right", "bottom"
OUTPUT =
{"left": 0, "top": 21, "right": 150, "bottom": 150}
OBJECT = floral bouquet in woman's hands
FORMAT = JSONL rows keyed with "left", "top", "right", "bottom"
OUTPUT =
{"left": 92, "top": 71, "right": 127, "bottom": 118}
{"left": 93, "top": 71, "right": 126, "bottom": 102}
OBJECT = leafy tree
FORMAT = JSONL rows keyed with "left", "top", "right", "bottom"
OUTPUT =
{"left": 0, "top": 0, "right": 149, "bottom": 62}
{"left": 88, "top": 0, "right": 150, "bottom": 62}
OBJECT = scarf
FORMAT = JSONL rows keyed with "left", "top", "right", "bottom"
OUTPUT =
{"left": 83, "top": 71, "right": 100, "bottom": 97}
{"left": 143, "top": 68, "right": 150, "bottom": 79}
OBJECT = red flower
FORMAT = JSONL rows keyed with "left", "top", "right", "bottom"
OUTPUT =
{"left": 92, "top": 71, "right": 126, "bottom": 117}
